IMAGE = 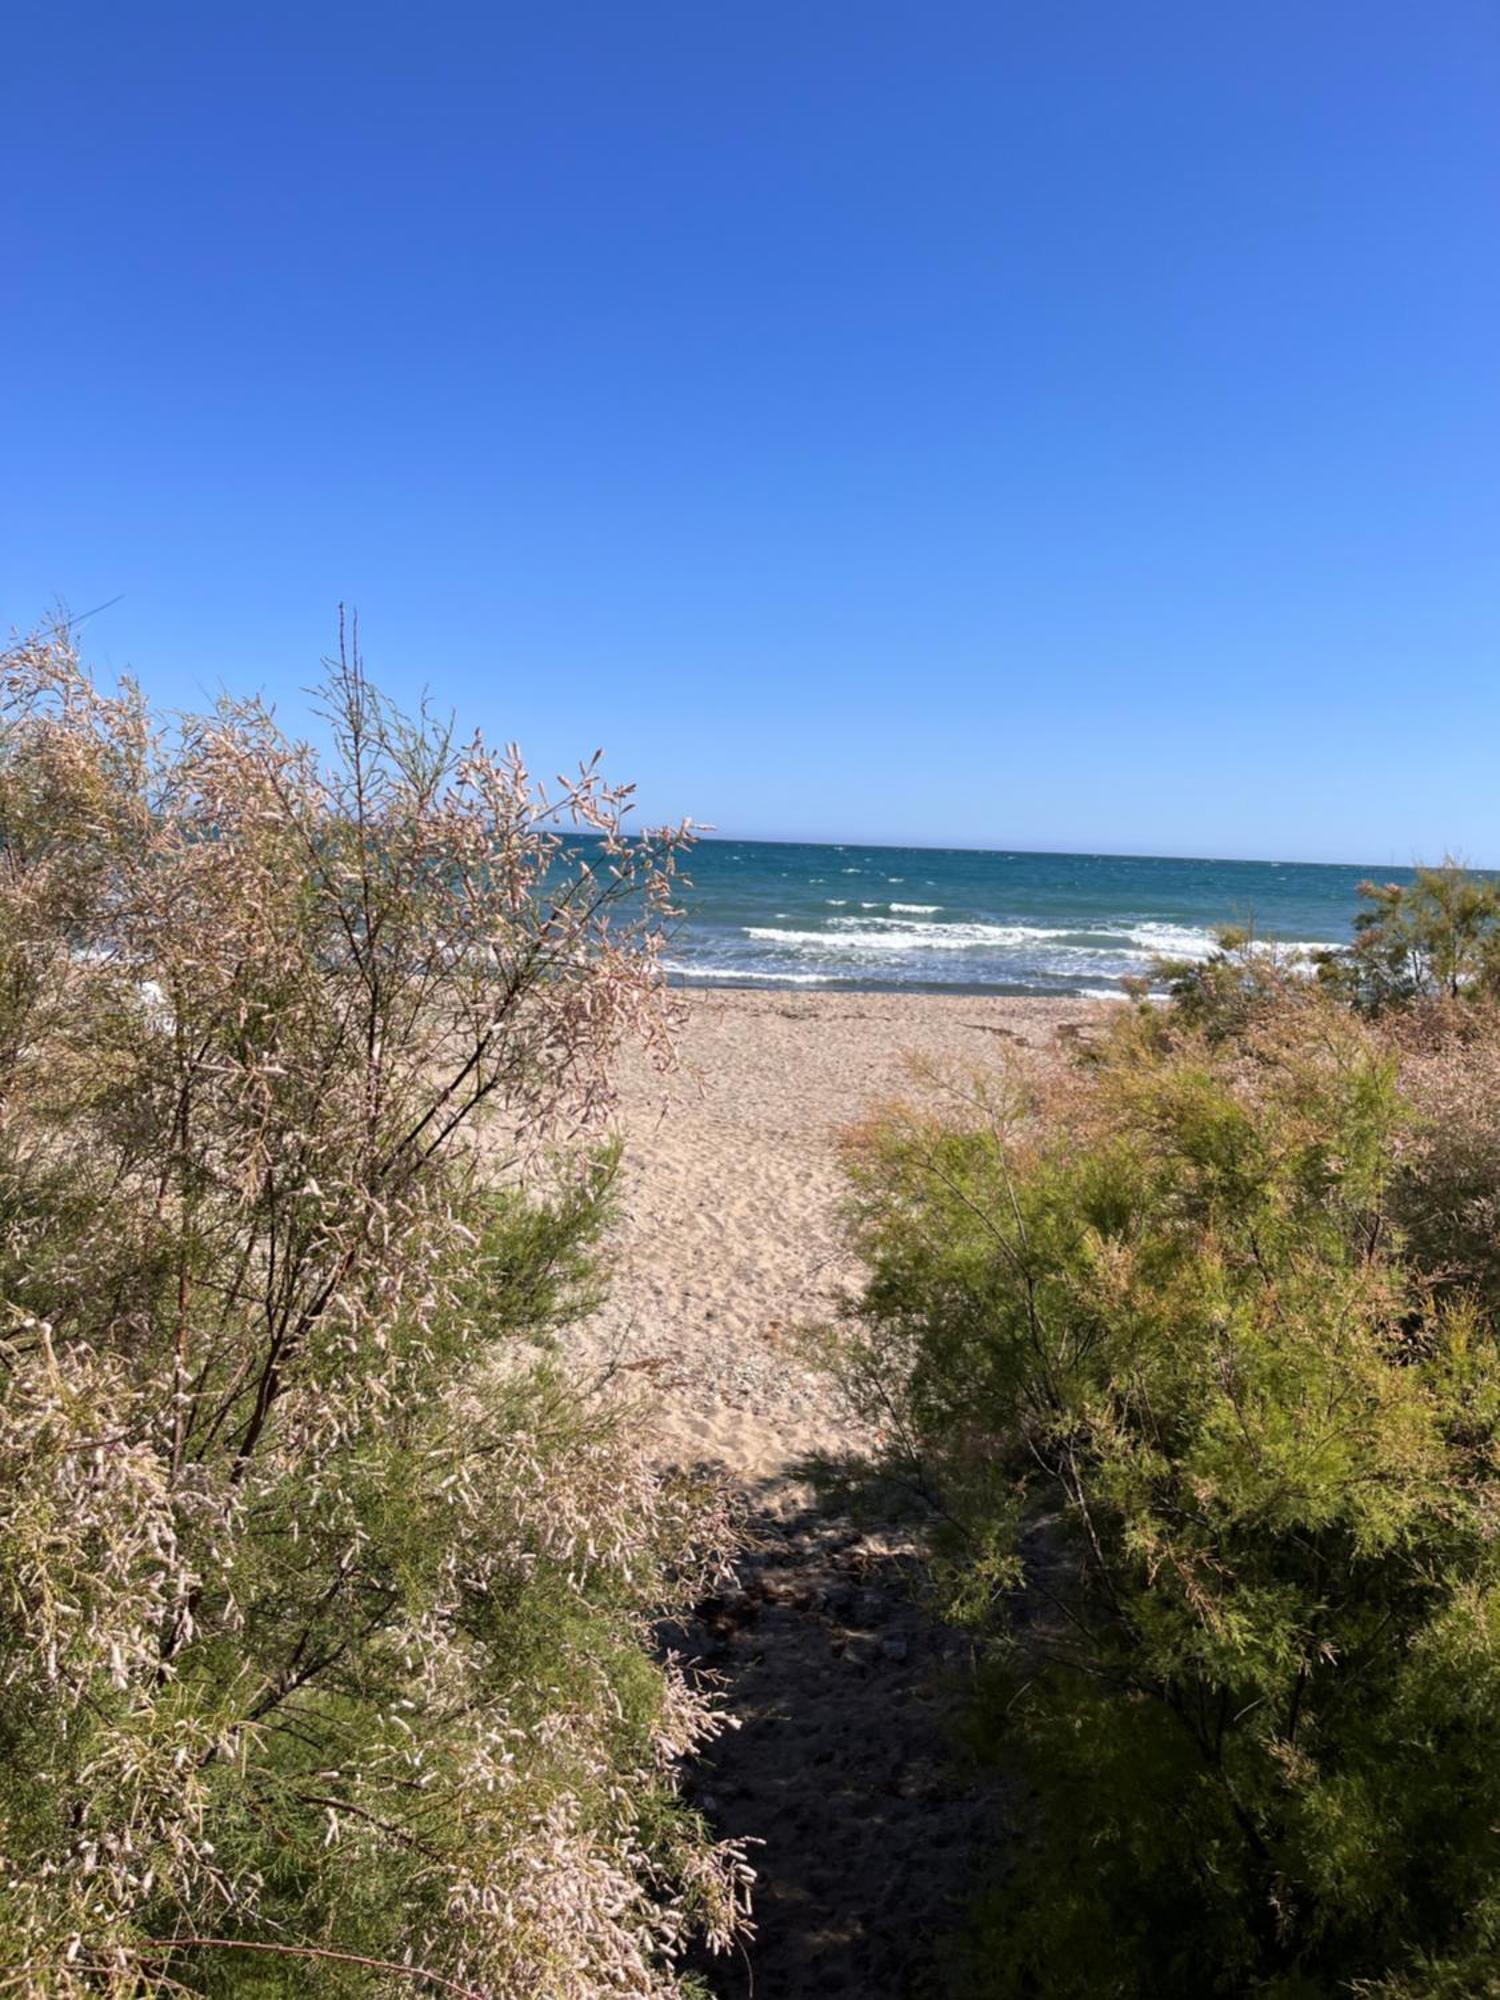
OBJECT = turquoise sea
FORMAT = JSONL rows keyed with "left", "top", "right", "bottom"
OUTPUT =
{"left": 660, "top": 840, "right": 1409, "bottom": 997}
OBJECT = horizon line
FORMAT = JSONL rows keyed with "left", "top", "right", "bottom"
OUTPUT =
{"left": 656, "top": 831, "right": 1493, "bottom": 876}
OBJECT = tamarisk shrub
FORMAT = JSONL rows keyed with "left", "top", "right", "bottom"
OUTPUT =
{"left": 834, "top": 990, "right": 1500, "bottom": 1997}
{"left": 1325, "top": 862, "right": 1500, "bottom": 1013}
{"left": 0, "top": 626, "right": 751, "bottom": 1995}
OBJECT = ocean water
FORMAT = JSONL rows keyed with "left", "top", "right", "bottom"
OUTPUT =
{"left": 660, "top": 840, "right": 1404, "bottom": 997}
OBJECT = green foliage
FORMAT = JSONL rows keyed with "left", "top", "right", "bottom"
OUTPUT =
{"left": 1151, "top": 927, "right": 1318, "bottom": 1043}
{"left": 0, "top": 629, "right": 745, "bottom": 1996}
{"left": 1327, "top": 862, "right": 1500, "bottom": 1013}
{"left": 839, "top": 995, "right": 1500, "bottom": 1997}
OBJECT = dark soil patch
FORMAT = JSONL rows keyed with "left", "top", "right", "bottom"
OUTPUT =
{"left": 662, "top": 1484, "right": 1010, "bottom": 1999}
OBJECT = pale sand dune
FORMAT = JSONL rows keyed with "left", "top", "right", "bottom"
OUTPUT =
{"left": 565, "top": 987, "right": 1100, "bottom": 1477}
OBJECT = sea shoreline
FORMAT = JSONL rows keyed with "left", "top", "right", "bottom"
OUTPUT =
{"left": 665, "top": 972, "right": 1134, "bottom": 1000}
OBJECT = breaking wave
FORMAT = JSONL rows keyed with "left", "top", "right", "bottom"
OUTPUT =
{"left": 655, "top": 839, "right": 1361, "bottom": 994}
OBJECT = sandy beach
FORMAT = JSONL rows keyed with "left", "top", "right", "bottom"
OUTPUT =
{"left": 566, "top": 988, "right": 1100, "bottom": 1996}
{"left": 569, "top": 985, "right": 1097, "bottom": 1479}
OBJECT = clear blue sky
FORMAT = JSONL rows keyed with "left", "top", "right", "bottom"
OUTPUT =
{"left": 5, "top": 2, "right": 1498, "bottom": 863}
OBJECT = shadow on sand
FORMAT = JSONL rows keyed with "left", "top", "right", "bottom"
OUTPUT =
{"left": 660, "top": 1457, "right": 1011, "bottom": 1999}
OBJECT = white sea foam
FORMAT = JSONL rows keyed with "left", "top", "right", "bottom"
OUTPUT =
{"left": 741, "top": 917, "right": 1239, "bottom": 961}
{"left": 746, "top": 922, "right": 1073, "bottom": 953}
{"left": 662, "top": 960, "right": 833, "bottom": 986}
{"left": 1124, "top": 923, "right": 1332, "bottom": 962}
{"left": 1122, "top": 922, "right": 1220, "bottom": 961}
{"left": 714, "top": 913, "right": 1338, "bottom": 984}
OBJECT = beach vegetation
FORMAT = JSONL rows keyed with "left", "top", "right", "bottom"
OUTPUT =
{"left": 835, "top": 943, "right": 1500, "bottom": 1995}
{"left": 1324, "top": 861, "right": 1500, "bottom": 1013}
{"left": 1142, "top": 925, "right": 1313, "bottom": 1042}
{"left": 0, "top": 626, "right": 748, "bottom": 1996}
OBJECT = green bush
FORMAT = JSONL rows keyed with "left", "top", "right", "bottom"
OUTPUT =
{"left": 1327, "top": 863, "right": 1500, "bottom": 1013}
{"left": 1149, "top": 926, "right": 1313, "bottom": 1042}
{"left": 836, "top": 994, "right": 1500, "bottom": 1997}
{"left": 0, "top": 629, "right": 748, "bottom": 1996}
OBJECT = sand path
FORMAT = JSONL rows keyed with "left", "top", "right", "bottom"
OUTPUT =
{"left": 570, "top": 988, "right": 1087, "bottom": 1476}
{"left": 563, "top": 989, "right": 1095, "bottom": 1998}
